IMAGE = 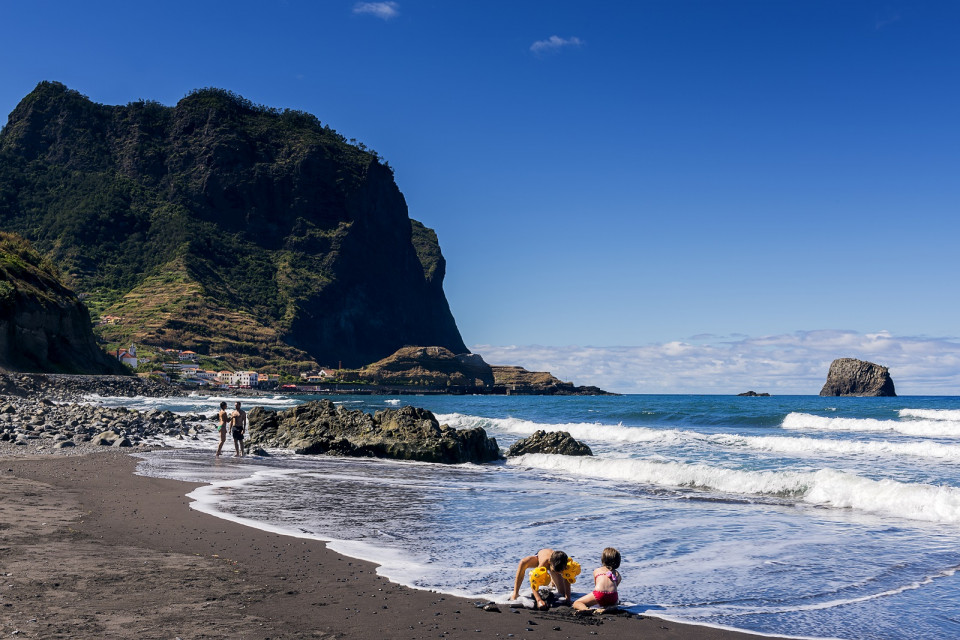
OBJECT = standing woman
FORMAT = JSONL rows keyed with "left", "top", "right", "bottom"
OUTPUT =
{"left": 214, "top": 401, "right": 229, "bottom": 457}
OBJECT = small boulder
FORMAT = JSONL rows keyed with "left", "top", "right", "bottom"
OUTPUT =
{"left": 506, "top": 430, "right": 592, "bottom": 457}
{"left": 92, "top": 431, "right": 120, "bottom": 446}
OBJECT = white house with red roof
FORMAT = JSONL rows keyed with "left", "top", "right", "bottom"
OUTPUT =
{"left": 116, "top": 344, "right": 138, "bottom": 368}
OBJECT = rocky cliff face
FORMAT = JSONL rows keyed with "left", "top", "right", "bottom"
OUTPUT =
{"left": 819, "top": 358, "right": 896, "bottom": 397}
{"left": 0, "top": 233, "right": 123, "bottom": 374}
{"left": 0, "top": 82, "right": 466, "bottom": 369}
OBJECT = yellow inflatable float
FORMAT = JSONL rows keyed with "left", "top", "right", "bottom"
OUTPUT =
{"left": 529, "top": 558, "right": 582, "bottom": 590}
{"left": 562, "top": 559, "right": 581, "bottom": 584}
{"left": 529, "top": 566, "right": 550, "bottom": 589}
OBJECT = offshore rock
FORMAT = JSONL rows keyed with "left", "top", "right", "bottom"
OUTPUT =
{"left": 506, "top": 430, "right": 593, "bottom": 457}
{"left": 246, "top": 400, "right": 503, "bottom": 464}
{"left": 819, "top": 358, "right": 896, "bottom": 397}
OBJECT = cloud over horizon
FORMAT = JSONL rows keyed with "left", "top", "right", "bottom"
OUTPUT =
{"left": 473, "top": 330, "right": 960, "bottom": 395}
{"left": 353, "top": 1, "right": 399, "bottom": 20}
{"left": 530, "top": 35, "right": 583, "bottom": 54}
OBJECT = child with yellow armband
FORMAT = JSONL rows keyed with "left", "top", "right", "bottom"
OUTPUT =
{"left": 510, "top": 548, "right": 579, "bottom": 610}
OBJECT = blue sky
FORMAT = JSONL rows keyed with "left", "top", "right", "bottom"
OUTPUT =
{"left": 2, "top": 1, "right": 958, "bottom": 393}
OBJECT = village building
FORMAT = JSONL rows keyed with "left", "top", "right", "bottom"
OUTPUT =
{"left": 232, "top": 371, "right": 259, "bottom": 388}
{"left": 115, "top": 344, "right": 138, "bottom": 368}
{"left": 300, "top": 368, "right": 336, "bottom": 381}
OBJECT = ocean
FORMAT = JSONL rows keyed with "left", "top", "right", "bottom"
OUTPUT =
{"left": 99, "top": 392, "right": 960, "bottom": 640}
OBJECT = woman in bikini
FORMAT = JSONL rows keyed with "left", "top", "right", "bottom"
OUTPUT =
{"left": 573, "top": 547, "right": 622, "bottom": 614}
{"left": 214, "top": 401, "right": 229, "bottom": 457}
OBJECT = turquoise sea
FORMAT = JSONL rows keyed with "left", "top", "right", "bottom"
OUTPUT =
{"left": 103, "top": 392, "right": 960, "bottom": 640}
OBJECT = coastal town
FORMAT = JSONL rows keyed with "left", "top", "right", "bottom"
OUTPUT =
{"left": 111, "top": 343, "right": 334, "bottom": 390}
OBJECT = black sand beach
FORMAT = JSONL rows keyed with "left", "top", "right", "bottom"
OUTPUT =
{"left": 0, "top": 448, "right": 773, "bottom": 639}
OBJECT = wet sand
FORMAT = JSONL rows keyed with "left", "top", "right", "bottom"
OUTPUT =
{"left": 1, "top": 450, "right": 772, "bottom": 639}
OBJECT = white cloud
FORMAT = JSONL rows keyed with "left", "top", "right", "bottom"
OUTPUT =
{"left": 472, "top": 330, "right": 960, "bottom": 395}
{"left": 530, "top": 35, "right": 583, "bottom": 54}
{"left": 353, "top": 1, "right": 399, "bottom": 20}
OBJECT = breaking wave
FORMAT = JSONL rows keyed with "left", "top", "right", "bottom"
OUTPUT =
{"left": 900, "top": 409, "right": 960, "bottom": 422}
{"left": 508, "top": 454, "right": 960, "bottom": 524}
{"left": 782, "top": 413, "right": 960, "bottom": 438}
{"left": 438, "top": 413, "right": 960, "bottom": 462}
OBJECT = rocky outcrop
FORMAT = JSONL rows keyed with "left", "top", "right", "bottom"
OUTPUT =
{"left": 506, "top": 430, "right": 592, "bottom": 457}
{"left": 246, "top": 400, "right": 502, "bottom": 464}
{"left": 356, "top": 346, "right": 495, "bottom": 390}
{"left": 819, "top": 358, "right": 896, "bottom": 397}
{"left": 737, "top": 391, "right": 770, "bottom": 397}
{"left": 0, "top": 82, "right": 467, "bottom": 370}
{"left": 491, "top": 366, "right": 612, "bottom": 395}
{"left": 0, "top": 233, "right": 124, "bottom": 375}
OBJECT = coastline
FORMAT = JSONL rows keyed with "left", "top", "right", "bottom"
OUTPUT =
{"left": 1, "top": 449, "right": 773, "bottom": 639}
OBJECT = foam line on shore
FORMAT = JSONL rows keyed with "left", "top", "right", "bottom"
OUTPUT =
{"left": 507, "top": 454, "right": 960, "bottom": 523}
{"left": 181, "top": 467, "right": 488, "bottom": 601}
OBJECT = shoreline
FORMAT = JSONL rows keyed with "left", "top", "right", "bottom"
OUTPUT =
{"left": 1, "top": 449, "right": 773, "bottom": 639}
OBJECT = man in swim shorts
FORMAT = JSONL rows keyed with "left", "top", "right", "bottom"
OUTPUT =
{"left": 231, "top": 401, "right": 246, "bottom": 457}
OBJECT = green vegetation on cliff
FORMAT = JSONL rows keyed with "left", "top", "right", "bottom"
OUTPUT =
{"left": 0, "top": 82, "right": 466, "bottom": 370}
{"left": 0, "top": 232, "right": 123, "bottom": 373}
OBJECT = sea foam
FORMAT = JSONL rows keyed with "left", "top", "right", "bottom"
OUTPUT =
{"left": 900, "top": 409, "right": 960, "bottom": 422}
{"left": 436, "top": 412, "right": 685, "bottom": 444}
{"left": 782, "top": 413, "right": 960, "bottom": 438}
{"left": 439, "top": 412, "right": 960, "bottom": 462}
{"left": 508, "top": 454, "right": 960, "bottom": 523}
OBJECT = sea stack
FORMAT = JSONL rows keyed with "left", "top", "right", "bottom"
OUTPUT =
{"left": 819, "top": 358, "right": 896, "bottom": 397}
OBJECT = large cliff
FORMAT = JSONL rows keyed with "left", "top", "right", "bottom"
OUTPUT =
{"left": 0, "top": 82, "right": 466, "bottom": 370}
{"left": 819, "top": 358, "right": 896, "bottom": 397}
{"left": 0, "top": 232, "right": 123, "bottom": 374}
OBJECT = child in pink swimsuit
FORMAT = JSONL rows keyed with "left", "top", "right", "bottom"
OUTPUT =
{"left": 572, "top": 547, "right": 622, "bottom": 614}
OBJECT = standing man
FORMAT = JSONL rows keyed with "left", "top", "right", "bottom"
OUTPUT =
{"left": 231, "top": 401, "right": 247, "bottom": 457}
